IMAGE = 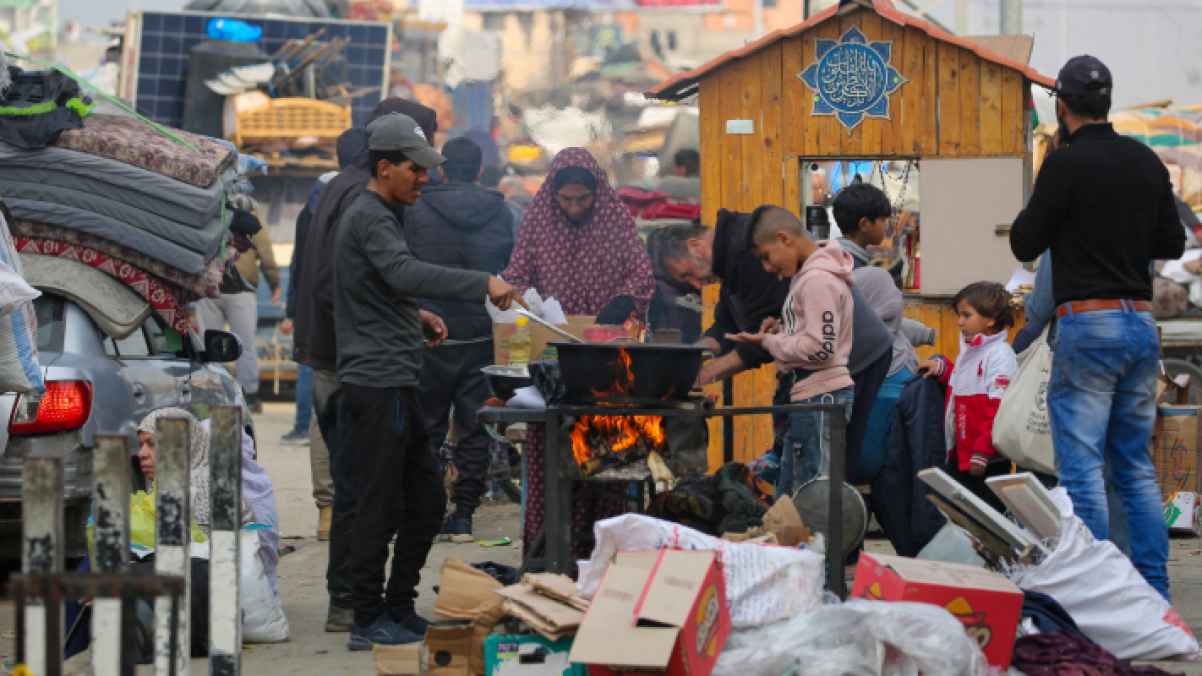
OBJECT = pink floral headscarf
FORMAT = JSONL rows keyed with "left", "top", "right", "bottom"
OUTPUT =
{"left": 501, "top": 148, "right": 655, "bottom": 316}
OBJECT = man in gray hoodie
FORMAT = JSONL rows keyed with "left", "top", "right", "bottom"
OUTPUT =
{"left": 334, "top": 113, "right": 521, "bottom": 650}
{"left": 403, "top": 137, "right": 514, "bottom": 542}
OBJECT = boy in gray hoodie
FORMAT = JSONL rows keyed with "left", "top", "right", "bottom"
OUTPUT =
{"left": 728, "top": 208, "right": 857, "bottom": 496}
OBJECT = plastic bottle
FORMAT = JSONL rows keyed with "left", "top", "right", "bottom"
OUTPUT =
{"left": 509, "top": 315, "right": 532, "bottom": 365}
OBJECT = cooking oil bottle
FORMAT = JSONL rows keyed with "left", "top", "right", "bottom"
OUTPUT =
{"left": 509, "top": 315, "right": 532, "bottom": 365}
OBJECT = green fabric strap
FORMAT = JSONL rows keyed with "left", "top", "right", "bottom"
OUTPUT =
{"left": 4, "top": 51, "right": 200, "bottom": 153}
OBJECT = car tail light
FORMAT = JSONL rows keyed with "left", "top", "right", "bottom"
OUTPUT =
{"left": 10, "top": 381, "right": 92, "bottom": 435}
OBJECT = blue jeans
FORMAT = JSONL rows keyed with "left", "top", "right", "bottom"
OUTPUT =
{"left": 777, "top": 387, "right": 855, "bottom": 498}
{"left": 291, "top": 363, "right": 314, "bottom": 435}
{"left": 1048, "top": 307, "right": 1169, "bottom": 600}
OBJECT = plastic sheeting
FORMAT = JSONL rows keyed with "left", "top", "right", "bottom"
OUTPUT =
{"left": 577, "top": 514, "right": 825, "bottom": 628}
{"left": 713, "top": 599, "right": 991, "bottom": 676}
{"left": 184, "top": 0, "right": 331, "bottom": 16}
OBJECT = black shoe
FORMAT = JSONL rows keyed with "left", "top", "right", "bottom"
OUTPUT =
{"left": 347, "top": 616, "right": 421, "bottom": 651}
{"left": 439, "top": 513, "right": 473, "bottom": 543}
{"left": 387, "top": 606, "right": 430, "bottom": 636}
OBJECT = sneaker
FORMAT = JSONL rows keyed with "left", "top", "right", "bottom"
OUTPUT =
{"left": 387, "top": 606, "right": 430, "bottom": 636}
{"left": 347, "top": 616, "right": 422, "bottom": 651}
{"left": 281, "top": 430, "right": 309, "bottom": 446}
{"left": 439, "top": 513, "right": 473, "bottom": 543}
{"left": 325, "top": 604, "right": 353, "bottom": 633}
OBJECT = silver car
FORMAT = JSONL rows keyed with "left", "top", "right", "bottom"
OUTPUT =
{"left": 0, "top": 254, "right": 250, "bottom": 560}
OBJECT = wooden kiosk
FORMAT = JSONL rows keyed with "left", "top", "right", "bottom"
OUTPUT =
{"left": 644, "top": 0, "right": 1054, "bottom": 468}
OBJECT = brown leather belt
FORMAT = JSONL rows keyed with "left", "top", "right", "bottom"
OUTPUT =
{"left": 1056, "top": 299, "right": 1152, "bottom": 318}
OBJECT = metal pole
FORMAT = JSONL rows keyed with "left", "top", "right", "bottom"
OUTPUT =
{"left": 803, "top": 0, "right": 811, "bottom": 20}
{"left": 722, "top": 379, "right": 734, "bottom": 464}
{"left": 155, "top": 416, "right": 192, "bottom": 676}
{"left": 209, "top": 407, "right": 242, "bottom": 676}
{"left": 826, "top": 407, "right": 847, "bottom": 600}
{"left": 93, "top": 436, "right": 132, "bottom": 676}
{"left": 23, "top": 456, "right": 64, "bottom": 676}
{"left": 544, "top": 414, "right": 566, "bottom": 574}
{"left": 1000, "top": 0, "right": 1022, "bottom": 35}
{"left": 954, "top": 0, "right": 969, "bottom": 34}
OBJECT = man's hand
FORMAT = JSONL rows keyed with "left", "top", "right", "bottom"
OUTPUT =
{"left": 487, "top": 276, "right": 526, "bottom": 311}
{"left": 759, "top": 317, "right": 780, "bottom": 334}
{"left": 725, "top": 331, "right": 767, "bottom": 346}
{"left": 278, "top": 318, "right": 293, "bottom": 335}
{"left": 271, "top": 287, "right": 283, "bottom": 306}
{"left": 420, "top": 310, "right": 448, "bottom": 347}
{"left": 697, "top": 350, "right": 747, "bottom": 386}
{"left": 969, "top": 454, "right": 989, "bottom": 478}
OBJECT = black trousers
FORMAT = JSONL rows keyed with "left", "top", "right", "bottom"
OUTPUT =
{"left": 338, "top": 384, "right": 446, "bottom": 625}
{"left": 315, "top": 369, "right": 353, "bottom": 608}
{"left": 419, "top": 341, "right": 493, "bottom": 516}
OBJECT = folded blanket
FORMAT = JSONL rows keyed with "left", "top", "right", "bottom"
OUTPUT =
{"left": 56, "top": 114, "right": 235, "bottom": 188}
{"left": 6, "top": 200, "right": 215, "bottom": 274}
{"left": 0, "top": 143, "right": 232, "bottom": 227}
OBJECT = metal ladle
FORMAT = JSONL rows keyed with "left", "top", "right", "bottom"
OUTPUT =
{"left": 513, "top": 307, "right": 584, "bottom": 343}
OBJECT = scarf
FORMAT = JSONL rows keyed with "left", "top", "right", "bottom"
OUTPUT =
{"left": 137, "top": 407, "right": 211, "bottom": 526}
{"left": 501, "top": 148, "right": 655, "bottom": 316}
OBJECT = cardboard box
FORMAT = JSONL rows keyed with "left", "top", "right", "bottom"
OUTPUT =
{"left": 493, "top": 315, "right": 596, "bottom": 365}
{"left": 426, "top": 624, "right": 475, "bottom": 676}
{"left": 569, "top": 549, "right": 730, "bottom": 676}
{"left": 852, "top": 552, "right": 1023, "bottom": 669}
{"left": 374, "top": 643, "right": 422, "bottom": 676}
{"left": 1165, "top": 490, "right": 1202, "bottom": 534}
{"left": 484, "top": 634, "right": 585, "bottom": 676}
{"left": 434, "top": 559, "right": 503, "bottom": 621}
{"left": 1152, "top": 405, "right": 1202, "bottom": 497}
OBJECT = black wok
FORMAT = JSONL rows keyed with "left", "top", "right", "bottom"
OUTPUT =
{"left": 550, "top": 342, "right": 706, "bottom": 405}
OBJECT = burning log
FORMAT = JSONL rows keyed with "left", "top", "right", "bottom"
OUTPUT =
{"left": 570, "top": 413, "right": 666, "bottom": 476}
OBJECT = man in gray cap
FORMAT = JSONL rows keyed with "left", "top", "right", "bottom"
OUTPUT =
{"left": 333, "top": 112, "right": 522, "bottom": 649}
{"left": 1011, "top": 55, "right": 1184, "bottom": 600}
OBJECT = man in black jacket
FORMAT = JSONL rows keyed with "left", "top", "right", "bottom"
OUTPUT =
{"left": 292, "top": 98, "right": 439, "bottom": 633}
{"left": 404, "top": 137, "right": 515, "bottom": 541}
{"left": 1010, "top": 55, "right": 1184, "bottom": 600}
{"left": 651, "top": 209, "right": 894, "bottom": 481}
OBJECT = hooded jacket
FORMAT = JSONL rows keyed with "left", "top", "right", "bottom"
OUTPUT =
{"left": 762, "top": 241, "right": 856, "bottom": 401}
{"left": 403, "top": 181, "right": 515, "bottom": 341}
{"left": 928, "top": 330, "right": 1017, "bottom": 472}
{"left": 705, "top": 208, "right": 893, "bottom": 376}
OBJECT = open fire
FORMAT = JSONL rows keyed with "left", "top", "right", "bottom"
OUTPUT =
{"left": 569, "top": 347, "right": 667, "bottom": 475}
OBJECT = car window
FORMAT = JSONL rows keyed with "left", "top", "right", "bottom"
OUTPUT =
{"left": 144, "top": 314, "right": 189, "bottom": 358}
{"left": 104, "top": 328, "right": 151, "bottom": 358}
{"left": 33, "top": 295, "right": 65, "bottom": 352}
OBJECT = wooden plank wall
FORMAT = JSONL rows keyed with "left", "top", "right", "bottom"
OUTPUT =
{"left": 903, "top": 299, "right": 1027, "bottom": 361}
{"left": 696, "top": 6, "right": 1034, "bottom": 468}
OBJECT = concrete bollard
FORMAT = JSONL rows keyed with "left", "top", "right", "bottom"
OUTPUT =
{"left": 154, "top": 415, "right": 191, "bottom": 676}
{"left": 92, "top": 435, "right": 132, "bottom": 676}
{"left": 22, "top": 456, "right": 64, "bottom": 676}
{"left": 208, "top": 407, "right": 241, "bottom": 676}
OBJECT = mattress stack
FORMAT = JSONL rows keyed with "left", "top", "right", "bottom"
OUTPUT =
{"left": 0, "top": 114, "right": 237, "bottom": 333}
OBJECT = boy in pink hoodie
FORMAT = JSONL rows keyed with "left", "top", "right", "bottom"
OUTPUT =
{"left": 728, "top": 208, "right": 856, "bottom": 496}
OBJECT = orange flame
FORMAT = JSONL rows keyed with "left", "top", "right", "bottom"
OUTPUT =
{"left": 571, "top": 347, "right": 668, "bottom": 470}
{"left": 570, "top": 414, "right": 666, "bottom": 468}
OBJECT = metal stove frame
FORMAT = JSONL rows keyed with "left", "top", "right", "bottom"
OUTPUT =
{"left": 479, "top": 401, "right": 850, "bottom": 598}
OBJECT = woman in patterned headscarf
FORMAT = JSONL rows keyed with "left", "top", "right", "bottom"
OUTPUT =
{"left": 501, "top": 148, "right": 656, "bottom": 557}
{"left": 137, "top": 407, "right": 213, "bottom": 525}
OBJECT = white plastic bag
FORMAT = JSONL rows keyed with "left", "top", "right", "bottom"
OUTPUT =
{"left": 1007, "top": 489, "right": 1200, "bottom": 661}
{"left": 713, "top": 599, "right": 990, "bottom": 676}
{"left": 992, "top": 327, "right": 1055, "bottom": 475}
{"left": 0, "top": 211, "right": 42, "bottom": 394}
{"left": 240, "top": 529, "right": 289, "bottom": 643}
{"left": 577, "top": 514, "right": 825, "bottom": 628}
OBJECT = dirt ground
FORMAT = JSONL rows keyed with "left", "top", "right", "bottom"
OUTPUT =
{"left": 1, "top": 401, "right": 1202, "bottom": 674}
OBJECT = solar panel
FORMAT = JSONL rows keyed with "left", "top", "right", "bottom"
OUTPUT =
{"left": 131, "top": 11, "right": 390, "bottom": 130}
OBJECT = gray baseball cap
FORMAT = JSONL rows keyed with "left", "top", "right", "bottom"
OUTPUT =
{"left": 366, "top": 112, "right": 445, "bottom": 169}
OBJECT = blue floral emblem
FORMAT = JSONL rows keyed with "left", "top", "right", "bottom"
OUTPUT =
{"left": 799, "top": 26, "right": 907, "bottom": 131}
